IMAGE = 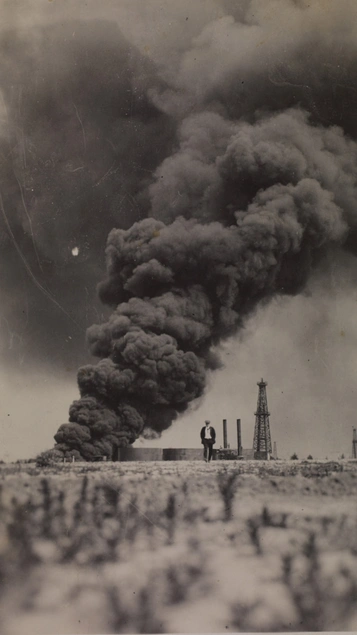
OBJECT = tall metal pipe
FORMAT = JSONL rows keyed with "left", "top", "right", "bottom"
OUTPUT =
{"left": 353, "top": 427, "right": 357, "bottom": 459}
{"left": 223, "top": 419, "right": 228, "bottom": 449}
{"left": 237, "top": 419, "right": 242, "bottom": 455}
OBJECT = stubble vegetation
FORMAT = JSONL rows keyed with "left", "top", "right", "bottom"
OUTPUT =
{"left": 1, "top": 458, "right": 357, "bottom": 633}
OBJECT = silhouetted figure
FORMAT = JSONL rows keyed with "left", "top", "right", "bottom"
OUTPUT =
{"left": 200, "top": 420, "right": 216, "bottom": 462}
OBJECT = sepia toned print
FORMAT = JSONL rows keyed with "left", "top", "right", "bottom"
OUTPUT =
{"left": 1, "top": 1, "right": 357, "bottom": 632}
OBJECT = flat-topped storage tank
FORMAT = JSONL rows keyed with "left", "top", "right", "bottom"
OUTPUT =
{"left": 163, "top": 449, "right": 207, "bottom": 461}
{"left": 118, "top": 448, "right": 163, "bottom": 461}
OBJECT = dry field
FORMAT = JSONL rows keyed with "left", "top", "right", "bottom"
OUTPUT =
{"left": 1, "top": 458, "right": 357, "bottom": 634}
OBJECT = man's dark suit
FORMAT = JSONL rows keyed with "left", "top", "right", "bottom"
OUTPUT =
{"left": 200, "top": 425, "right": 216, "bottom": 461}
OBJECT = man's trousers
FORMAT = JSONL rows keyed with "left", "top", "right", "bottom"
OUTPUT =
{"left": 203, "top": 440, "right": 214, "bottom": 461}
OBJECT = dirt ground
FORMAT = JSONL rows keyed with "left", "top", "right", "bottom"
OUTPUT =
{"left": 1, "top": 458, "right": 357, "bottom": 633}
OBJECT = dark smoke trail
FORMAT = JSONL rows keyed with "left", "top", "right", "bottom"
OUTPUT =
{"left": 53, "top": 105, "right": 355, "bottom": 459}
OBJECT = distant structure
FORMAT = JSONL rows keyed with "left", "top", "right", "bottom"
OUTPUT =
{"left": 253, "top": 378, "right": 272, "bottom": 460}
{"left": 273, "top": 441, "right": 278, "bottom": 460}
{"left": 223, "top": 419, "right": 228, "bottom": 448}
{"left": 237, "top": 419, "right": 243, "bottom": 457}
{"left": 353, "top": 427, "right": 357, "bottom": 459}
{"left": 116, "top": 391, "right": 273, "bottom": 462}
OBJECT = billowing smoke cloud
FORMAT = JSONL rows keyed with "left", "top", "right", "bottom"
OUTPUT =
{"left": 54, "top": 104, "right": 356, "bottom": 458}
{"left": 3, "top": 1, "right": 357, "bottom": 459}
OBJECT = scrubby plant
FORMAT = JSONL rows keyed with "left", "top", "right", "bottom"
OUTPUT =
{"left": 105, "top": 584, "right": 133, "bottom": 633}
{"left": 280, "top": 531, "right": 357, "bottom": 630}
{"left": 217, "top": 470, "right": 239, "bottom": 521}
{"left": 261, "top": 505, "right": 288, "bottom": 528}
{"left": 40, "top": 478, "right": 53, "bottom": 539}
{"left": 1, "top": 458, "right": 357, "bottom": 633}
{"left": 165, "top": 493, "right": 177, "bottom": 545}
{"left": 7, "top": 499, "right": 41, "bottom": 568}
{"left": 246, "top": 517, "right": 262, "bottom": 555}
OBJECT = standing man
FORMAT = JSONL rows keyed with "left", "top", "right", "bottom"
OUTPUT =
{"left": 200, "top": 420, "right": 216, "bottom": 462}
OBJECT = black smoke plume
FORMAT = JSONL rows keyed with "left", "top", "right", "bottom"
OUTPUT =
{"left": 53, "top": 105, "right": 357, "bottom": 459}
{"left": 3, "top": 2, "right": 357, "bottom": 460}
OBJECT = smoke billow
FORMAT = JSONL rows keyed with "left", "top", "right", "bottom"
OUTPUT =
{"left": 54, "top": 103, "right": 356, "bottom": 458}
{"left": 3, "top": 1, "right": 357, "bottom": 459}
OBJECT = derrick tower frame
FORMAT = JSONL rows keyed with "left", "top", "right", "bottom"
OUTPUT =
{"left": 253, "top": 378, "right": 272, "bottom": 460}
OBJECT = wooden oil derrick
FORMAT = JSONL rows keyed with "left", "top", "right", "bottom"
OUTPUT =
{"left": 253, "top": 378, "right": 272, "bottom": 460}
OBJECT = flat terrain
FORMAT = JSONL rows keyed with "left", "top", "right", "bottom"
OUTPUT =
{"left": 1, "top": 459, "right": 357, "bottom": 633}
